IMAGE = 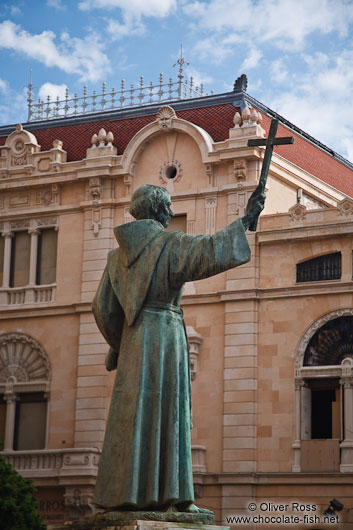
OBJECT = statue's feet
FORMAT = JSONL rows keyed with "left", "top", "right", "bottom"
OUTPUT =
{"left": 176, "top": 502, "right": 213, "bottom": 514}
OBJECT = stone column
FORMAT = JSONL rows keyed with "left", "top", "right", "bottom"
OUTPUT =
{"left": 292, "top": 379, "right": 304, "bottom": 472}
{"left": 2, "top": 229, "right": 13, "bottom": 288}
{"left": 3, "top": 391, "right": 16, "bottom": 451}
{"left": 28, "top": 227, "right": 39, "bottom": 285}
{"left": 340, "top": 377, "right": 353, "bottom": 472}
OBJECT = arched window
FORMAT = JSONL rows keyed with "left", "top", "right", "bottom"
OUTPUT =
{"left": 0, "top": 333, "right": 51, "bottom": 451}
{"left": 293, "top": 311, "right": 353, "bottom": 473}
{"left": 296, "top": 253, "right": 341, "bottom": 283}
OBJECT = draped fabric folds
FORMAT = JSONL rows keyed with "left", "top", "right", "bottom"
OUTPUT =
{"left": 93, "top": 218, "right": 250, "bottom": 509}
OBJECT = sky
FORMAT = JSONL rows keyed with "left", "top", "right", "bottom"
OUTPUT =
{"left": 1, "top": 0, "right": 353, "bottom": 163}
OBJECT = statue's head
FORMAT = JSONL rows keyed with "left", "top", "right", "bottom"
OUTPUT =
{"left": 130, "top": 185, "right": 174, "bottom": 228}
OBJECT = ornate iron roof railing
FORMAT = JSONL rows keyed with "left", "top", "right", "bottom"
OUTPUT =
{"left": 27, "top": 74, "right": 208, "bottom": 122}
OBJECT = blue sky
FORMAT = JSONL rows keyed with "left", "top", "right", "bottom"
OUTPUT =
{"left": 1, "top": 0, "right": 353, "bottom": 163}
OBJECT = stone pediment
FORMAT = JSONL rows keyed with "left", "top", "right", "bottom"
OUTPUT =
{"left": 0, "top": 124, "right": 66, "bottom": 178}
{"left": 1, "top": 124, "right": 40, "bottom": 170}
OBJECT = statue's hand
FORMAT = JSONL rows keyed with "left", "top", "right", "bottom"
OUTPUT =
{"left": 241, "top": 182, "right": 266, "bottom": 231}
{"left": 105, "top": 348, "right": 118, "bottom": 371}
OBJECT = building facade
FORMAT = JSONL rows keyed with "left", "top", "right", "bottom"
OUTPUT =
{"left": 0, "top": 76, "right": 353, "bottom": 528}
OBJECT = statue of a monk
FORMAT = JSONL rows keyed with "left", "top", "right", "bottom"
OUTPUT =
{"left": 92, "top": 183, "right": 265, "bottom": 512}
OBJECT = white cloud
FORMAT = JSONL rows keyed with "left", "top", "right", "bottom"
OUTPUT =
{"left": 107, "top": 14, "right": 145, "bottom": 40}
{"left": 80, "top": 0, "right": 176, "bottom": 41}
{"left": 0, "top": 20, "right": 110, "bottom": 82}
{"left": 78, "top": 0, "right": 176, "bottom": 17}
{"left": 183, "top": 0, "right": 353, "bottom": 52}
{"left": 46, "top": 0, "right": 66, "bottom": 10}
{"left": 38, "top": 82, "right": 68, "bottom": 101}
{"left": 10, "top": 5, "right": 22, "bottom": 16}
{"left": 268, "top": 49, "right": 353, "bottom": 161}
{"left": 0, "top": 85, "right": 27, "bottom": 125}
{"left": 241, "top": 48, "right": 262, "bottom": 70}
{"left": 0, "top": 78, "right": 8, "bottom": 92}
{"left": 271, "top": 59, "right": 289, "bottom": 83}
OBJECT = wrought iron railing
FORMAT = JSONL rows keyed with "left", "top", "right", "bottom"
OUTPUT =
{"left": 27, "top": 75, "right": 208, "bottom": 122}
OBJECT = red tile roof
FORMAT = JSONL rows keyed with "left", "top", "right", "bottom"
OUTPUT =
{"left": 0, "top": 102, "right": 352, "bottom": 198}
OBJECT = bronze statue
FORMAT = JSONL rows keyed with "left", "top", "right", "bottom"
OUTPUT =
{"left": 92, "top": 183, "right": 265, "bottom": 513}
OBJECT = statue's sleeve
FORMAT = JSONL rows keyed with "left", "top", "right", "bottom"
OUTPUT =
{"left": 169, "top": 218, "right": 251, "bottom": 287}
{"left": 92, "top": 265, "right": 125, "bottom": 371}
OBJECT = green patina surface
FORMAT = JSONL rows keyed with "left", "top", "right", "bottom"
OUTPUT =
{"left": 92, "top": 184, "right": 261, "bottom": 513}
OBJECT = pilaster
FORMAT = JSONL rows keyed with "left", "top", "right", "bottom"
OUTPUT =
{"left": 73, "top": 179, "right": 115, "bottom": 449}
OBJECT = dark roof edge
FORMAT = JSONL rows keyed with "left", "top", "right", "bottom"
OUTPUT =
{"left": 244, "top": 93, "right": 353, "bottom": 172}
{"left": 0, "top": 91, "right": 245, "bottom": 136}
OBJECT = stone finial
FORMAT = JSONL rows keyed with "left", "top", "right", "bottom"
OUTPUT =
{"left": 16, "top": 123, "right": 23, "bottom": 132}
{"left": 53, "top": 139, "right": 63, "bottom": 149}
{"left": 250, "top": 109, "right": 258, "bottom": 125}
{"left": 106, "top": 131, "right": 114, "bottom": 147}
{"left": 87, "top": 129, "right": 117, "bottom": 158}
{"left": 98, "top": 128, "right": 107, "bottom": 147}
{"left": 233, "top": 112, "right": 241, "bottom": 128}
{"left": 157, "top": 105, "right": 177, "bottom": 129}
{"left": 241, "top": 104, "right": 251, "bottom": 124}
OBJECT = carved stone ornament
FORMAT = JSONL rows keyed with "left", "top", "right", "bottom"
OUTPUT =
{"left": 88, "top": 177, "right": 103, "bottom": 204}
{"left": 36, "top": 184, "right": 60, "bottom": 206}
{"left": 289, "top": 203, "right": 307, "bottom": 221}
{"left": 234, "top": 159, "right": 247, "bottom": 182}
{"left": 338, "top": 198, "right": 353, "bottom": 217}
{"left": 157, "top": 105, "right": 177, "bottom": 129}
{"left": 159, "top": 160, "right": 183, "bottom": 185}
{"left": 0, "top": 333, "right": 51, "bottom": 383}
{"left": 36, "top": 217, "right": 58, "bottom": 229}
{"left": 295, "top": 308, "right": 353, "bottom": 369}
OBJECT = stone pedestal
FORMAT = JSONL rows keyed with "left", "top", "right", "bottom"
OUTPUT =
{"left": 48, "top": 513, "right": 227, "bottom": 530}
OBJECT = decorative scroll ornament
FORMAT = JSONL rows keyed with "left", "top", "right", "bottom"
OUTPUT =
{"left": 157, "top": 105, "right": 177, "bottom": 129}
{"left": 0, "top": 333, "right": 51, "bottom": 383}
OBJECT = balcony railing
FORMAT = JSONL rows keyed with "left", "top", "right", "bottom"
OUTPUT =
{"left": 2, "top": 445, "right": 206, "bottom": 478}
{"left": 0, "top": 284, "right": 56, "bottom": 306}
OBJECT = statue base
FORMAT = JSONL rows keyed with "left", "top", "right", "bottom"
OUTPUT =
{"left": 48, "top": 512, "right": 226, "bottom": 530}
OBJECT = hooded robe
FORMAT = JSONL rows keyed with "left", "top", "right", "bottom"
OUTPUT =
{"left": 92, "top": 217, "right": 250, "bottom": 509}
